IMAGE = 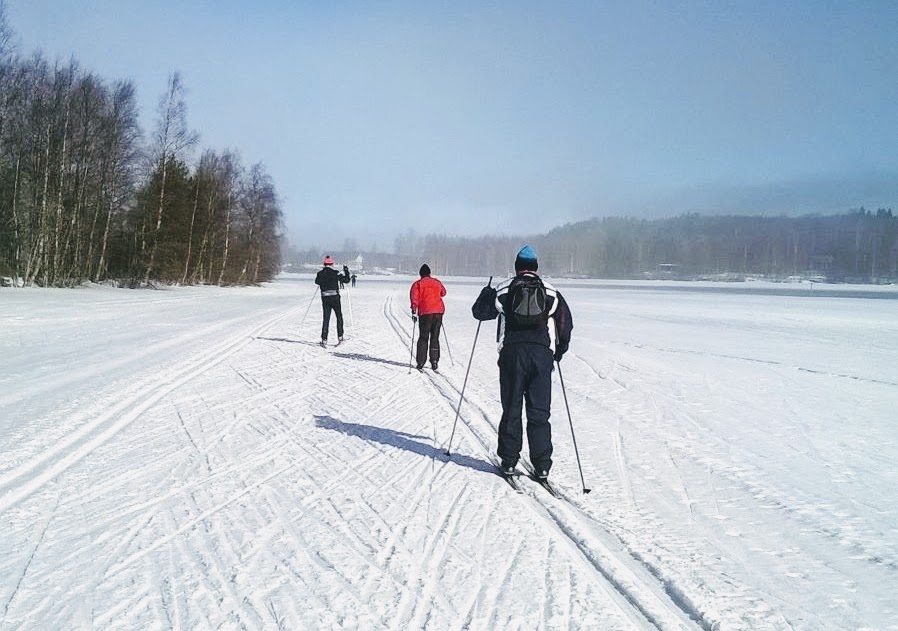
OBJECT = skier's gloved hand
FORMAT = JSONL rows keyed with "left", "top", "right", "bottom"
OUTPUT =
{"left": 471, "top": 285, "right": 498, "bottom": 321}
{"left": 478, "top": 285, "right": 496, "bottom": 300}
{"left": 553, "top": 342, "right": 568, "bottom": 363}
{"left": 411, "top": 310, "right": 418, "bottom": 322}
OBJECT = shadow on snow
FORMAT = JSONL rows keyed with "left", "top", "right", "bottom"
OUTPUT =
{"left": 254, "top": 336, "right": 323, "bottom": 349}
{"left": 331, "top": 352, "right": 410, "bottom": 368}
{"left": 255, "top": 337, "right": 411, "bottom": 368}
{"left": 314, "top": 415, "right": 495, "bottom": 476}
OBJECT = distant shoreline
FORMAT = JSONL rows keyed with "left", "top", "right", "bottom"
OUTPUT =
{"left": 276, "top": 273, "right": 898, "bottom": 300}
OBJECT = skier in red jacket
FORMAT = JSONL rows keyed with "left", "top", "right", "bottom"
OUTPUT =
{"left": 409, "top": 264, "right": 446, "bottom": 371}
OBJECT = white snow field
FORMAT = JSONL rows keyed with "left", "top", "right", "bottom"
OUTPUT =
{"left": 1, "top": 274, "right": 896, "bottom": 631}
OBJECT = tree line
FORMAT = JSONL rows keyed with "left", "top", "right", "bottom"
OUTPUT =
{"left": 0, "top": 8, "right": 282, "bottom": 287}
{"left": 391, "top": 210, "right": 897, "bottom": 282}
{"left": 288, "top": 209, "right": 896, "bottom": 283}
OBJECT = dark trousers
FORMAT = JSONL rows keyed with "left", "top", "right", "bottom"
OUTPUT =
{"left": 497, "top": 343, "right": 554, "bottom": 471}
{"left": 416, "top": 313, "right": 443, "bottom": 368}
{"left": 321, "top": 295, "right": 344, "bottom": 340}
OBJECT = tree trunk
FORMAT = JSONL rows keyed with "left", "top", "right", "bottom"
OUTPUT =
{"left": 95, "top": 196, "right": 113, "bottom": 282}
{"left": 52, "top": 82, "right": 72, "bottom": 284}
{"left": 143, "top": 156, "right": 168, "bottom": 285}
{"left": 180, "top": 174, "right": 201, "bottom": 285}
{"left": 26, "top": 124, "right": 53, "bottom": 286}
{"left": 11, "top": 155, "right": 21, "bottom": 279}
{"left": 217, "top": 190, "right": 231, "bottom": 285}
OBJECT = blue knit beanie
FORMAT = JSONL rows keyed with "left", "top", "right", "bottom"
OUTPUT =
{"left": 514, "top": 245, "right": 538, "bottom": 272}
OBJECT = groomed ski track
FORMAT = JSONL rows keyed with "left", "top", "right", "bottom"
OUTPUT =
{"left": 1, "top": 277, "right": 830, "bottom": 630}
{"left": 382, "top": 295, "right": 702, "bottom": 631}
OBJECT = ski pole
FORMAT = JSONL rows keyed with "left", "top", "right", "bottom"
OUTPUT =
{"left": 445, "top": 321, "right": 481, "bottom": 455}
{"left": 446, "top": 276, "right": 492, "bottom": 456}
{"left": 441, "top": 322, "right": 454, "bottom": 366}
{"left": 407, "top": 314, "right": 417, "bottom": 373}
{"left": 556, "top": 362, "right": 591, "bottom": 494}
{"left": 346, "top": 283, "right": 354, "bottom": 331}
{"left": 300, "top": 286, "right": 320, "bottom": 329}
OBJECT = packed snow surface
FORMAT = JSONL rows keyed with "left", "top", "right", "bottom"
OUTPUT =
{"left": 2, "top": 274, "right": 896, "bottom": 630}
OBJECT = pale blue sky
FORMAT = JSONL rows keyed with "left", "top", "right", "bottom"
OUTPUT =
{"left": 7, "top": 0, "right": 897, "bottom": 250}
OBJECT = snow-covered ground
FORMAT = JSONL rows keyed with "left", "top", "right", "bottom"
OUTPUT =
{"left": 2, "top": 274, "right": 896, "bottom": 630}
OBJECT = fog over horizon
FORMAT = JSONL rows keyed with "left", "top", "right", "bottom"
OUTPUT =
{"left": 292, "top": 170, "right": 898, "bottom": 254}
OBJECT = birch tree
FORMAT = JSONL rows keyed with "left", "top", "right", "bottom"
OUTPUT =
{"left": 143, "top": 72, "right": 196, "bottom": 284}
{"left": 88, "top": 80, "right": 140, "bottom": 281}
{"left": 215, "top": 150, "right": 241, "bottom": 285}
{"left": 236, "top": 162, "right": 280, "bottom": 284}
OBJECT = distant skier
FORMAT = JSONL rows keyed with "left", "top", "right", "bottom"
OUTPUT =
{"left": 409, "top": 263, "right": 446, "bottom": 371}
{"left": 315, "top": 256, "right": 351, "bottom": 346}
{"left": 471, "top": 245, "right": 573, "bottom": 480}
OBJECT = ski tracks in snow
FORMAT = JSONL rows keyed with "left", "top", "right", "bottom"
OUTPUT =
{"left": 382, "top": 295, "right": 700, "bottom": 631}
{"left": 3, "top": 284, "right": 696, "bottom": 629}
{"left": 6, "top": 279, "right": 894, "bottom": 630}
{"left": 0, "top": 303, "right": 304, "bottom": 514}
{"left": 1, "top": 300, "right": 307, "bottom": 628}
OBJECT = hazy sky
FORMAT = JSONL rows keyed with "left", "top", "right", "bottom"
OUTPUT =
{"left": 7, "top": 1, "right": 897, "bottom": 250}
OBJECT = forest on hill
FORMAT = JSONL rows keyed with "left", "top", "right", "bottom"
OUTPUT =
{"left": 288, "top": 208, "right": 897, "bottom": 283}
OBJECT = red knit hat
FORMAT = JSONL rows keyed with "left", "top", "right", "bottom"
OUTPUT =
{"left": 323, "top": 255, "right": 334, "bottom": 265}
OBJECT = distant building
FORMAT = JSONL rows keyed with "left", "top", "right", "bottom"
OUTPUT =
{"left": 643, "top": 263, "right": 681, "bottom": 281}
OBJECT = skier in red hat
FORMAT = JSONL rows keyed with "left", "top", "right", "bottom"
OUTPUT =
{"left": 315, "top": 255, "right": 351, "bottom": 346}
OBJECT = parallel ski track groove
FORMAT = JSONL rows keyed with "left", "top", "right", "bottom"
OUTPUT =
{"left": 1, "top": 493, "right": 59, "bottom": 624}
{"left": 0, "top": 303, "right": 304, "bottom": 513}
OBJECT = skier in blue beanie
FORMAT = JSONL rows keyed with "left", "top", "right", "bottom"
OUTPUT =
{"left": 471, "top": 245, "right": 573, "bottom": 480}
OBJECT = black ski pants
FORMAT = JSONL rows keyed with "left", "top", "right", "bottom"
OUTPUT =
{"left": 497, "top": 343, "right": 554, "bottom": 472}
{"left": 416, "top": 313, "right": 442, "bottom": 368}
{"left": 320, "top": 295, "right": 344, "bottom": 340}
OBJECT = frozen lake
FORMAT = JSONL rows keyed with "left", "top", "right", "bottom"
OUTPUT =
{"left": 1, "top": 274, "right": 896, "bottom": 630}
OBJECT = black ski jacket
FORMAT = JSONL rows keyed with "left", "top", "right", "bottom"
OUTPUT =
{"left": 315, "top": 265, "right": 350, "bottom": 296}
{"left": 471, "top": 272, "right": 573, "bottom": 360}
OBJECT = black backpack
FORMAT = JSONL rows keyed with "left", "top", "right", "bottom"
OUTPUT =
{"left": 506, "top": 275, "right": 550, "bottom": 329}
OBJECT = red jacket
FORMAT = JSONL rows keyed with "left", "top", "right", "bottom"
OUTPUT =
{"left": 410, "top": 276, "right": 446, "bottom": 315}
